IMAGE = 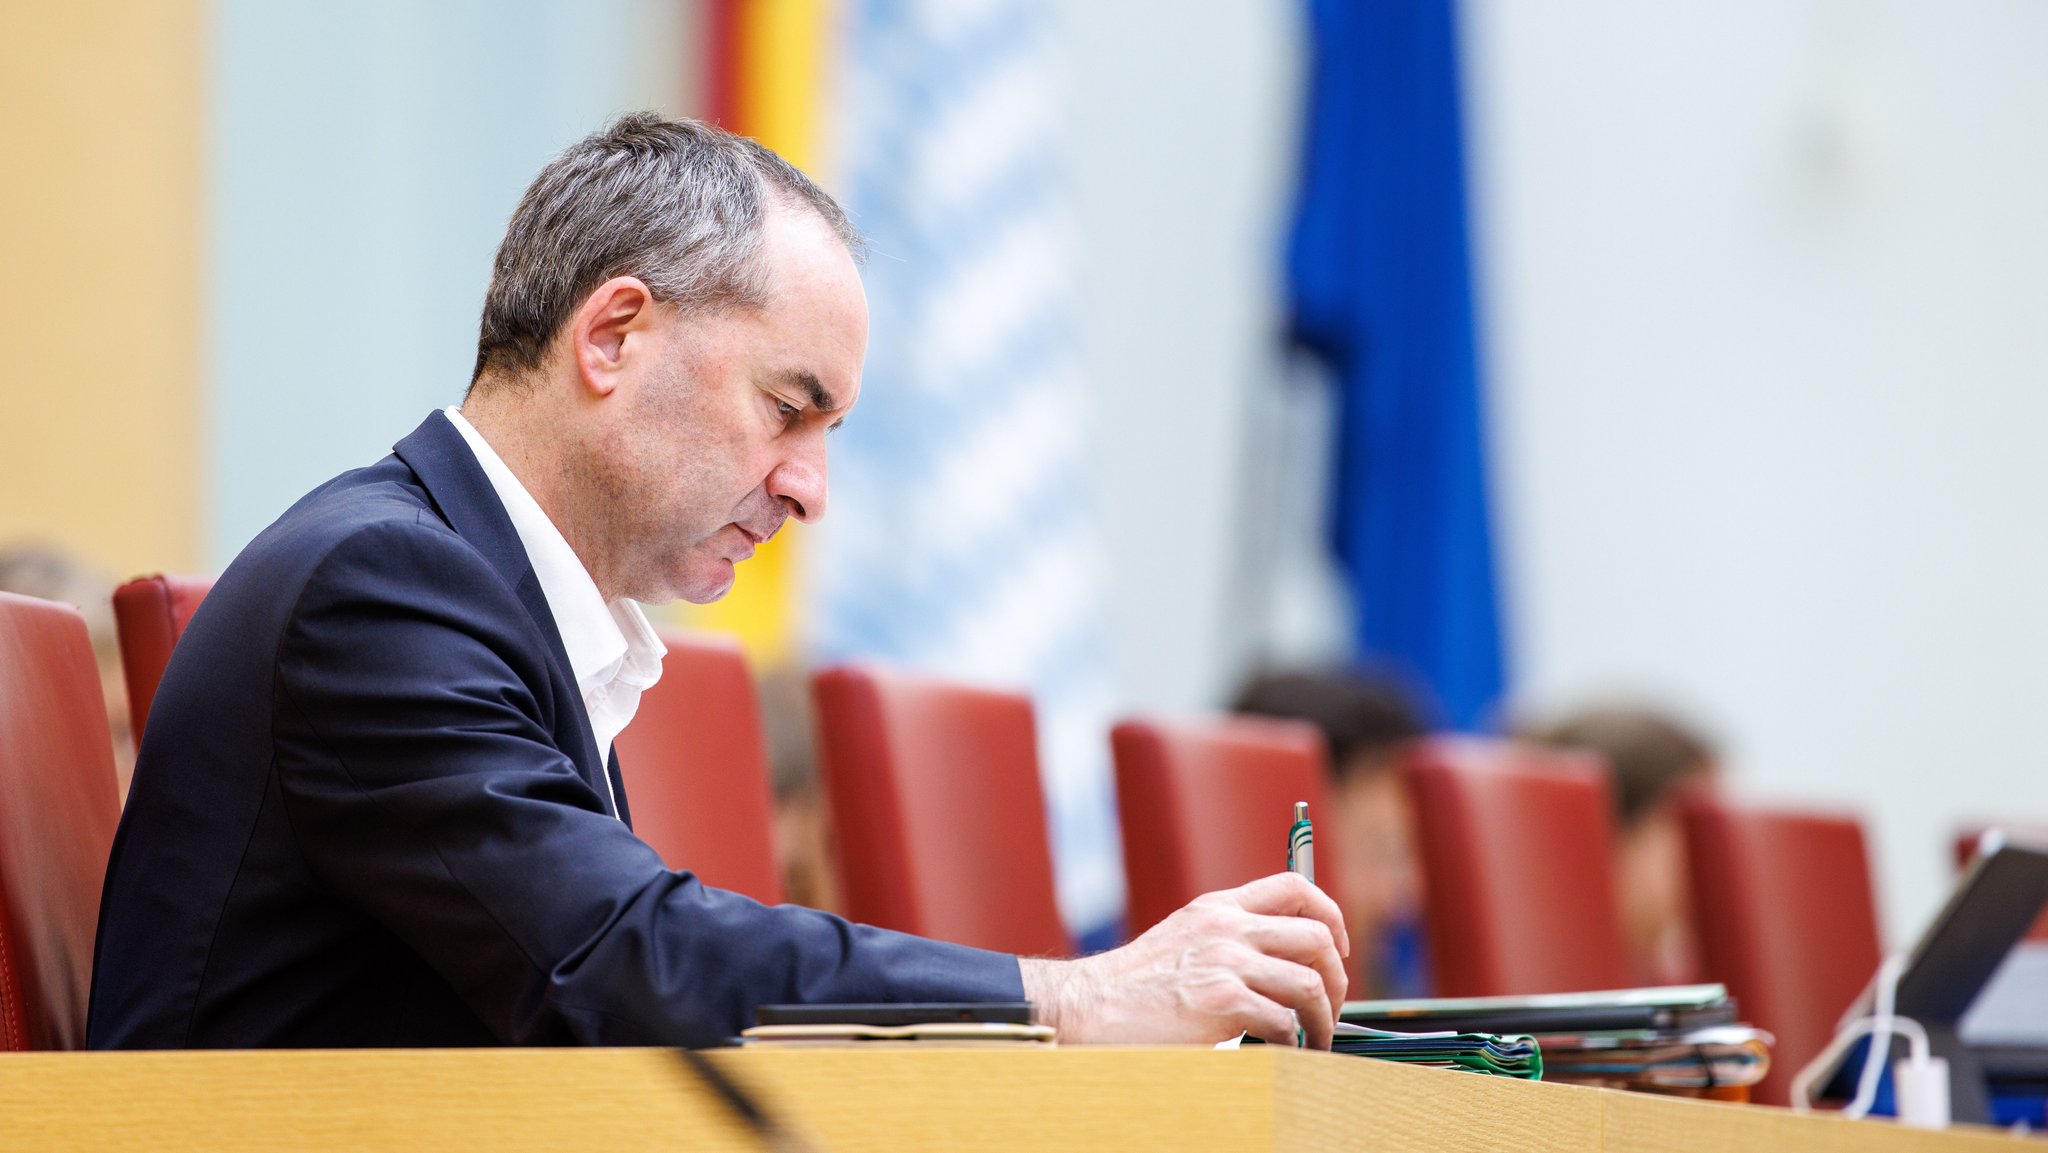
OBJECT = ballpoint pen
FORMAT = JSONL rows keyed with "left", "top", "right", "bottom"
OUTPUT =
{"left": 1288, "top": 801, "right": 1314, "bottom": 886}
{"left": 1287, "top": 801, "right": 1314, "bottom": 1046}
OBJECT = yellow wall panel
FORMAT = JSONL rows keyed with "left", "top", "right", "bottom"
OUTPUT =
{"left": 0, "top": 2, "right": 204, "bottom": 578}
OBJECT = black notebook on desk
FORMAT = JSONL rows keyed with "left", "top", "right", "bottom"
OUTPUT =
{"left": 1342, "top": 984, "right": 1735, "bottom": 1036}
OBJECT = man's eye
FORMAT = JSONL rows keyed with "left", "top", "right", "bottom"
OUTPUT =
{"left": 776, "top": 400, "right": 799, "bottom": 419}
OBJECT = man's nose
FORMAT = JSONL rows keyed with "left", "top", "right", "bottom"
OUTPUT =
{"left": 769, "top": 440, "right": 828, "bottom": 524}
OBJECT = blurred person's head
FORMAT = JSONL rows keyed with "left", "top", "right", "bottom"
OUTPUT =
{"left": 1233, "top": 669, "right": 1427, "bottom": 994}
{"left": 0, "top": 542, "right": 134, "bottom": 789}
{"left": 461, "top": 113, "right": 867, "bottom": 608}
{"left": 1523, "top": 704, "right": 1719, "bottom": 984}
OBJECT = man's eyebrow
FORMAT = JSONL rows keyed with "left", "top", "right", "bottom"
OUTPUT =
{"left": 780, "top": 369, "right": 849, "bottom": 431}
{"left": 783, "top": 370, "right": 838, "bottom": 413}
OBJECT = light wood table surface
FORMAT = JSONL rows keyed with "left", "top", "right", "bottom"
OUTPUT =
{"left": 0, "top": 1044, "right": 2033, "bottom": 1151}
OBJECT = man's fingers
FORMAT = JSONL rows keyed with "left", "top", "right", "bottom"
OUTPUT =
{"left": 1240, "top": 1002, "right": 1303, "bottom": 1048}
{"left": 1229, "top": 872, "right": 1349, "bottom": 958}
{"left": 1237, "top": 915, "right": 1348, "bottom": 1017}
{"left": 1238, "top": 953, "right": 1336, "bottom": 1050}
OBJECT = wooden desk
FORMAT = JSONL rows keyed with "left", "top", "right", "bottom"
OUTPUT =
{"left": 0, "top": 1045, "right": 2031, "bottom": 1151}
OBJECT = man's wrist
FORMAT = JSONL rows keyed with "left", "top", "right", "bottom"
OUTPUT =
{"left": 1019, "top": 955, "right": 1102, "bottom": 1043}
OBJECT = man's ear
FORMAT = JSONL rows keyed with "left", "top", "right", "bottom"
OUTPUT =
{"left": 569, "top": 276, "right": 658, "bottom": 398}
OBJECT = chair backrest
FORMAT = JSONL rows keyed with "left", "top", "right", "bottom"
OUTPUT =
{"left": 612, "top": 631, "right": 783, "bottom": 904}
{"left": 1680, "top": 794, "right": 1883, "bottom": 1106}
{"left": 811, "top": 665, "right": 1070, "bottom": 956}
{"left": 1111, "top": 715, "right": 1339, "bottom": 937}
{"left": 111, "top": 573, "right": 211, "bottom": 744}
{"left": 1399, "top": 737, "right": 1631, "bottom": 997}
{"left": 0, "top": 592, "right": 124, "bottom": 1049}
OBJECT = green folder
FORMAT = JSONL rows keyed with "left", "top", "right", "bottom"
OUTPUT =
{"left": 1247, "top": 1024, "right": 1543, "bottom": 1081}
{"left": 1328, "top": 1023, "right": 1544, "bottom": 1080}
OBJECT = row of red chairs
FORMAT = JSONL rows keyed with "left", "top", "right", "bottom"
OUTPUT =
{"left": 0, "top": 576, "right": 1906, "bottom": 1107}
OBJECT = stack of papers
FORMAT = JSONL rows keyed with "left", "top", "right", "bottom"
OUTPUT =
{"left": 1342, "top": 985, "right": 1771, "bottom": 1094}
{"left": 1329, "top": 1023, "right": 1543, "bottom": 1080}
{"left": 1535, "top": 1024, "right": 1771, "bottom": 1090}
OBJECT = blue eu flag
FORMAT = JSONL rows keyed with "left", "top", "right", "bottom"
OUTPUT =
{"left": 1287, "top": 0, "right": 1505, "bottom": 730}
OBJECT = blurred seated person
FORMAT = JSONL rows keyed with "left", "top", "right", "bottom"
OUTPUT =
{"left": 0, "top": 541, "right": 135, "bottom": 793}
{"left": 1522, "top": 704, "right": 1720, "bottom": 986}
{"left": 1234, "top": 669, "right": 1429, "bottom": 998}
{"left": 757, "top": 663, "right": 841, "bottom": 913}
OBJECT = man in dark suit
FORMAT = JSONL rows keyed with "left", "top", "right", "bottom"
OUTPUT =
{"left": 89, "top": 114, "right": 1347, "bottom": 1049}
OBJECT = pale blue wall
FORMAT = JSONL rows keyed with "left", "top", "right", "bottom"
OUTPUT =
{"left": 207, "top": 0, "right": 684, "bottom": 563}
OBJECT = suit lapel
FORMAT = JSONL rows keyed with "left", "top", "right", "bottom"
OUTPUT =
{"left": 390, "top": 411, "right": 613, "bottom": 811}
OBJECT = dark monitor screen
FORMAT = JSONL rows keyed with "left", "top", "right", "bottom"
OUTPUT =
{"left": 1896, "top": 836, "right": 2048, "bottom": 1028}
{"left": 1820, "top": 836, "right": 2048, "bottom": 1124}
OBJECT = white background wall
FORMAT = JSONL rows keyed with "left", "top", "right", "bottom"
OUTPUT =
{"left": 1465, "top": 0, "right": 2048, "bottom": 944}
{"left": 208, "top": 0, "right": 685, "bottom": 562}
{"left": 1054, "top": 0, "right": 1309, "bottom": 714}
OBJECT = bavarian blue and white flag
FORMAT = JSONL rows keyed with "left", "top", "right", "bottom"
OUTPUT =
{"left": 815, "top": 0, "right": 1124, "bottom": 943}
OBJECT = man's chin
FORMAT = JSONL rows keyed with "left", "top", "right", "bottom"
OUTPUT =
{"left": 625, "top": 554, "right": 741, "bottom": 607}
{"left": 674, "top": 560, "right": 738, "bottom": 606}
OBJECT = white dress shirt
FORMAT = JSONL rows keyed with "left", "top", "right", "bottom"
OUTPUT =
{"left": 443, "top": 407, "right": 666, "bottom": 818}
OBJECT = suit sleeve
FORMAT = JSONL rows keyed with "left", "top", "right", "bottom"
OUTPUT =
{"left": 270, "top": 519, "right": 1022, "bottom": 1044}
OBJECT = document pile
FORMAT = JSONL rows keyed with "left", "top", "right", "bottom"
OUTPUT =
{"left": 741, "top": 1002, "right": 1055, "bottom": 1046}
{"left": 1329, "top": 1022, "right": 1543, "bottom": 1080}
{"left": 1536, "top": 1024, "right": 1770, "bottom": 1090}
{"left": 1342, "top": 984, "right": 1770, "bottom": 1095}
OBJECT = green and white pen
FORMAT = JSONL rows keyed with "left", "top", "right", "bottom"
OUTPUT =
{"left": 1286, "top": 801, "right": 1315, "bottom": 1047}
{"left": 1287, "top": 801, "right": 1314, "bottom": 885}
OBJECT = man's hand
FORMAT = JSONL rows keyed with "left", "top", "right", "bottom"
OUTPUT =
{"left": 1020, "top": 872, "right": 1348, "bottom": 1049}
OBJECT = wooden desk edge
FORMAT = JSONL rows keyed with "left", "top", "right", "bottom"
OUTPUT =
{"left": 0, "top": 1045, "right": 2030, "bottom": 1152}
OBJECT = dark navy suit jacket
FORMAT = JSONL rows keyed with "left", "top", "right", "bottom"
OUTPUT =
{"left": 88, "top": 411, "right": 1021, "bottom": 1048}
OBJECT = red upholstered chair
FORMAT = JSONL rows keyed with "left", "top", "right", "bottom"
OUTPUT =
{"left": 613, "top": 630, "right": 783, "bottom": 904}
{"left": 0, "top": 592, "right": 124, "bottom": 1049}
{"left": 111, "top": 573, "right": 211, "bottom": 744}
{"left": 1680, "top": 794, "right": 1883, "bottom": 1106}
{"left": 1111, "top": 715, "right": 1340, "bottom": 937}
{"left": 1398, "top": 737, "right": 1631, "bottom": 997}
{"left": 811, "top": 665, "right": 1070, "bottom": 956}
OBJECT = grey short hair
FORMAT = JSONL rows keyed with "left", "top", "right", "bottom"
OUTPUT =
{"left": 469, "top": 112, "right": 863, "bottom": 388}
